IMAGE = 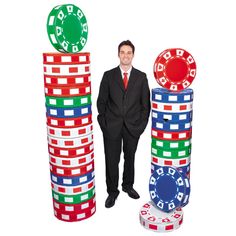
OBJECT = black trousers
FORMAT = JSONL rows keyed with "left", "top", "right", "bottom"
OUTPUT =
{"left": 103, "top": 125, "right": 139, "bottom": 197}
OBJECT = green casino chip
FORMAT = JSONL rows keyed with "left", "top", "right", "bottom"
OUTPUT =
{"left": 151, "top": 138, "right": 191, "bottom": 150}
{"left": 47, "top": 4, "right": 88, "bottom": 53}
{"left": 52, "top": 187, "right": 95, "bottom": 204}
{"left": 45, "top": 94, "right": 92, "bottom": 108}
{"left": 151, "top": 145, "right": 191, "bottom": 159}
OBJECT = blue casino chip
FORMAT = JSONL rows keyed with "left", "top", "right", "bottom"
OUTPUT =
{"left": 178, "top": 170, "right": 191, "bottom": 207}
{"left": 46, "top": 104, "right": 92, "bottom": 118}
{"left": 151, "top": 163, "right": 191, "bottom": 208}
{"left": 152, "top": 119, "right": 191, "bottom": 131}
{"left": 152, "top": 110, "right": 193, "bottom": 123}
{"left": 149, "top": 166, "right": 186, "bottom": 212}
{"left": 152, "top": 88, "right": 193, "bottom": 103}
{"left": 151, "top": 163, "right": 191, "bottom": 177}
{"left": 50, "top": 170, "right": 95, "bottom": 186}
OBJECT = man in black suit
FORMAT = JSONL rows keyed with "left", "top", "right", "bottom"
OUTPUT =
{"left": 97, "top": 40, "right": 150, "bottom": 208}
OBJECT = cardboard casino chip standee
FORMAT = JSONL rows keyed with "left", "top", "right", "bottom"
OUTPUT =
{"left": 43, "top": 4, "right": 96, "bottom": 222}
{"left": 139, "top": 48, "right": 197, "bottom": 232}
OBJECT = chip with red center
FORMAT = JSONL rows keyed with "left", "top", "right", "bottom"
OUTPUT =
{"left": 153, "top": 48, "right": 197, "bottom": 91}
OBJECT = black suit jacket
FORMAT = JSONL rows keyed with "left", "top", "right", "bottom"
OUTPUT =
{"left": 97, "top": 66, "right": 151, "bottom": 139}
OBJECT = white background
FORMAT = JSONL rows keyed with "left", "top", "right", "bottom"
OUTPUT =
{"left": 0, "top": 0, "right": 236, "bottom": 235}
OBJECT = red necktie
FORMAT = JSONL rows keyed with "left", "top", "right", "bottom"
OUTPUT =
{"left": 123, "top": 72, "right": 128, "bottom": 90}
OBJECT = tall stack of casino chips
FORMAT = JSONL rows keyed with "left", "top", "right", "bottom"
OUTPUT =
{"left": 151, "top": 88, "right": 193, "bottom": 179}
{"left": 43, "top": 4, "right": 96, "bottom": 222}
{"left": 139, "top": 48, "right": 197, "bottom": 232}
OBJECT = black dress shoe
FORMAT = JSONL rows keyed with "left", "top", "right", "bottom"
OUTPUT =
{"left": 105, "top": 195, "right": 117, "bottom": 208}
{"left": 122, "top": 187, "right": 140, "bottom": 199}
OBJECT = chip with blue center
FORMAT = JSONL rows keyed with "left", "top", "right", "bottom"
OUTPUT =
{"left": 149, "top": 166, "right": 186, "bottom": 212}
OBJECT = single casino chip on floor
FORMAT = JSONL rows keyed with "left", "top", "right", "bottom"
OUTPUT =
{"left": 139, "top": 201, "right": 183, "bottom": 232}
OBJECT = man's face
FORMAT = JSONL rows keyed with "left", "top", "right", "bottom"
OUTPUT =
{"left": 118, "top": 45, "right": 134, "bottom": 66}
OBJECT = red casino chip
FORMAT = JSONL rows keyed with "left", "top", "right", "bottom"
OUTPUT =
{"left": 43, "top": 52, "right": 90, "bottom": 65}
{"left": 43, "top": 64, "right": 90, "bottom": 76}
{"left": 46, "top": 114, "right": 92, "bottom": 128}
{"left": 48, "top": 133, "right": 93, "bottom": 148}
{"left": 44, "top": 74, "right": 91, "bottom": 87}
{"left": 153, "top": 48, "right": 196, "bottom": 91}
{"left": 152, "top": 101, "right": 192, "bottom": 113}
{"left": 151, "top": 128, "right": 192, "bottom": 140}
{"left": 54, "top": 205, "right": 96, "bottom": 222}
{"left": 47, "top": 124, "right": 93, "bottom": 138}
{"left": 48, "top": 142, "right": 94, "bottom": 158}
{"left": 49, "top": 151, "right": 94, "bottom": 168}
{"left": 151, "top": 156, "right": 190, "bottom": 167}
{"left": 50, "top": 159, "right": 94, "bottom": 177}
{"left": 139, "top": 201, "right": 183, "bottom": 232}
{"left": 44, "top": 83, "right": 91, "bottom": 97}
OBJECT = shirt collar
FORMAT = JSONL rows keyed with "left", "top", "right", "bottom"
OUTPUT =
{"left": 119, "top": 66, "right": 132, "bottom": 78}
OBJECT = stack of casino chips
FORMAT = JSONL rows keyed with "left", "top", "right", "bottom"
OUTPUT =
{"left": 43, "top": 4, "right": 96, "bottom": 222}
{"left": 150, "top": 88, "right": 192, "bottom": 210}
{"left": 139, "top": 48, "right": 196, "bottom": 232}
{"left": 43, "top": 53, "right": 95, "bottom": 222}
{"left": 139, "top": 90, "right": 193, "bottom": 231}
{"left": 151, "top": 88, "right": 193, "bottom": 179}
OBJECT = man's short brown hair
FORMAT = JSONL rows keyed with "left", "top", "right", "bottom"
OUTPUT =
{"left": 118, "top": 40, "right": 135, "bottom": 54}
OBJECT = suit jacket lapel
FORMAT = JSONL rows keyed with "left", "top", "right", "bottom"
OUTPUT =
{"left": 126, "top": 68, "right": 137, "bottom": 92}
{"left": 114, "top": 66, "right": 125, "bottom": 92}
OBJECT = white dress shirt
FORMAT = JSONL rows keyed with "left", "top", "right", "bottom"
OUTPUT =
{"left": 119, "top": 66, "right": 132, "bottom": 80}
